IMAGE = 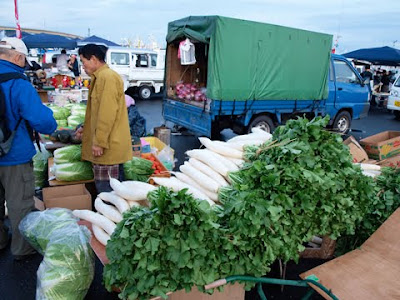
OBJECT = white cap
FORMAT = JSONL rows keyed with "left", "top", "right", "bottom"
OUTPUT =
{"left": 0, "top": 37, "right": 32, "bottom": 67}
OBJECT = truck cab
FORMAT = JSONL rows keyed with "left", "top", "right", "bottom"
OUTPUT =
{"left": 106, "top": 47, "right": 165, "bottom": 100}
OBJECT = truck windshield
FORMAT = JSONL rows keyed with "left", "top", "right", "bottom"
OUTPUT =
{"left": 334, "top": 60, "right": 360, "bottom": 84}
{"left": 110, "top": 52, "right": 129, "bottom": 65}
{"left": 394, "top": 76, "right": 400, "bottom": 87}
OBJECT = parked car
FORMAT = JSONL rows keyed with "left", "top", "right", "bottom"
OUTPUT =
{"left": 387, "top": 75, "right": 400, "bottom": 119}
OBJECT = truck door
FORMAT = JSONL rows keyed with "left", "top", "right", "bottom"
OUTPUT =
{"left": 325, "top": 60, "right": 337, "bottom": 115}
{"left": 332, "top": 58, "right": 369, "bottom": 118}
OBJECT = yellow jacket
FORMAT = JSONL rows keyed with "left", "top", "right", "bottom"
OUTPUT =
{"left": 81, "top": 64, "right": 132, "bottom": 165}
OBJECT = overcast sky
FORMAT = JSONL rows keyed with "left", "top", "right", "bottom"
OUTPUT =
{"left": 0, "top": 0, "right": 399, "bottom": 53}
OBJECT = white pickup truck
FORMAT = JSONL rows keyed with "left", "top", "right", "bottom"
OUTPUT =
{"left": 106, "top": 46, "right": 165, "bottom": 100}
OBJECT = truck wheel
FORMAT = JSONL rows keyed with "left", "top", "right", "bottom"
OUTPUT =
{"left": 394, "top": 110, "right": 400, "bottom": 120}
{"left": 333, "top": 111, "right": 351, "bottom": 133}
{"left": 139, "top": 86, "right": 152, "bottom": 100}
{"left": 248, "top": 115, "right": 275, "bottom": 134}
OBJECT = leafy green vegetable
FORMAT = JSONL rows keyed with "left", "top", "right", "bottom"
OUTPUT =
{"left": 53, "top": 145, "right": 82, "bottom": 164}
{"left": 103, "top": 187, "right": 228, "bottom": 300}
{"left": 33, "top": 147, "right": 52, "bottom": 188}
{"left": 336, "top": 167, "right": 400, "bottom": 254}
{"left": 20, "top": 208, "right": 94, "bottom": 300}
{"left": 123, "top": 157, "right": 154, "bottom": 181}
{"left": 54, "top": 161, "right": 93, "bottom": 182}
{"left": 220, "top": 116, "right": 376, "bottom": 270}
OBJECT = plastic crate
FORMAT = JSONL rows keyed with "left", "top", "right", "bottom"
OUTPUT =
{"left": 141, "top": 137, "right": 174, "bottom": 156}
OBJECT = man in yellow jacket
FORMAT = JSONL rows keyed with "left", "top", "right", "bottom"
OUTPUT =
{"left": 77, "top": 44, "right": 132, "bottom": 193}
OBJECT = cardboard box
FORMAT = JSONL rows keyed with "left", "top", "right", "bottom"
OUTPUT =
{"left": 34, "top": 196, "right": 45, "bottom": 211}
{"left": 378, "top": 155, "right": 400, "bottom": 168}
{"left": 42, "top": 184, "right": 92, "bottom": 210}
{"left": 360, "top": 131, "right": 400, "bottom": 160}
{"left": 343, "top": 136, "right": 369, "bottom": 163}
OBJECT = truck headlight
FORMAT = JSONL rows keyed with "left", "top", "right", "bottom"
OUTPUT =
{"left": 392, "top": 90, "right": 399, "bottom": 97}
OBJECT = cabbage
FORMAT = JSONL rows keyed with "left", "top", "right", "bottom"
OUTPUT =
{"left": 67, "top": 115, "right": 85, "bottom": 128}
{"left": 19, "top": 209, "right": 94, "bottom": 300}
{"left": 33, "top": 147, "right": 52, "bottom": 188}
{"left": 56, "top": 119, "right": 68, "bottom": 127}
{"left": 71, "top": 104, "right": 87, "bottom": 116}
{"left": 51, "top": 106, "right": 71, "bottom": 120}
{"left": 54, "top": 145, "right": 82, "bottom": 164}
{"left": 54, "top": 161, "right": 93, "bottom": 181}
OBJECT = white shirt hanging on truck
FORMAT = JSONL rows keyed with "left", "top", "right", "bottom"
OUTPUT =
{"left": 179, "top": 38, "right": 196, "bottom": 65}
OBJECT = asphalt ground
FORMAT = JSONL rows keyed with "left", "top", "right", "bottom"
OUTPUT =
{"left": 0, "top": 96, "right": 398, "bottom": 300}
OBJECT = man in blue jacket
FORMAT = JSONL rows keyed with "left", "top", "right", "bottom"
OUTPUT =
{"left": 0, "top": 37, "right": 57, "bottom": 260}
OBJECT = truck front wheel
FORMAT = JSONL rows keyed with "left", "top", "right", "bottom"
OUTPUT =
{"left": 248, "top": 115, "right": 275, "bottom": 133}
{"left": 333, "top": 111, "right": 351, "bottom": 133}
{"left": 139, "top": 85, "right": 152, "bottom": 100}
{"left": 394, "top": 110, "right": 400, "bottom": 120}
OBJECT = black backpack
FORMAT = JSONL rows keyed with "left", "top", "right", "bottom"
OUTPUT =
{"left": 0, "top": 72, "right": 38, "bottom": 157}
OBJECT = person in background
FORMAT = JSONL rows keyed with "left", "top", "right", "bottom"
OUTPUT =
{"left": 56, "top": 49, "right": 69, "bottom": 70}
{"left": 361, "top": 65, "right": 374, "bottom": 92}
{"left": 0, "top": 37, "right": 57, "bottom": 260}
{"left": 381, "top": 70, "right": 390, "bottom": 93}
{"left": 75, "top": 44, "right": 132, "bottom": 193}
{"left": 67, "top": 54, "right": 80, "bottom": 77}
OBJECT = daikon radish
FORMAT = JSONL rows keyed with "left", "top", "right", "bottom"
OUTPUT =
{"left": 73, "top": 209, "right": 116, "bottom": 236}
{"left": 227, "top": 133, "right": 268, "bottom": 143}
{"left": 94, "top": 197, "right": 123, "bottom": 223}
{"left": 174, "top": 171, "right": 219, "bottom": 202}
{"left": 199, "top": 137, "right": 243, "bottom": 159}
{"left": 355, "top": 163, "right": 381, "bottom": 171}
{"left": 151, "top": 177, "right": 215, "bottom": 206}
{"left": 121, "top": 180, "right": 156, "bottom": 200}
{"left": 186, "top": 149, "right": 230, "bottom": 177}
{"left": 225, "top": 157, "right": 245, "bottom": 167}
{"left": 128, "top": 200, "right": 140, "bottom": 208}
{"left": 92, "top": 224, "right": 111, "bottom": 246}
{"left": 98, "top": 192, "right": 130, "bottom": 214}
{"left": 203, "top": 189, "right": 218, "bottom": 202}
{"left": 189, "top": 158, "right": 229, "bottom": 187}
{"left": 208, "top": 151, "right": 239, "bottom": 172}
{"left": 173, "top": 171, "right": 203, "bottom": 191}
{"left": 180, "top": 162, "right": 220, "bottom": 193}
{"left": 109, "top": 176, "right": 147, "bottom": 201}
{"left": 227, "top": 140, "right": 264, "bottom": 150}
{"left": 251, "top": 127, "right": 273, "bottom": 140}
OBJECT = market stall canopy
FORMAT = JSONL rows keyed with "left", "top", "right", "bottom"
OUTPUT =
{"left": 22, "top": 33, "right": 77, "bottom": 49}
{"left": 343, "top": 46, "right": 400, "bottom": 66}
{"left": 167, "top": 16, "right": 333, "bottom": 101}
{"left": 77, "top": 35, "right": 119, "bottom": 47}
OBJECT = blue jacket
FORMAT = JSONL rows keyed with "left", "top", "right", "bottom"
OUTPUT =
{"left": 0, "top": 60, "right": 57, "bottom": 166}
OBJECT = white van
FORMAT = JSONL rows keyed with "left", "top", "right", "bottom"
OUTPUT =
{"left": 106, "top": 46, "right": 165, "bottom": 100}
{"left": 387, "top": 74, "right": 400, "bottom": 119}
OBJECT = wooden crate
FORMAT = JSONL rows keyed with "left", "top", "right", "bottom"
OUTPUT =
{"left": 299, "top": 236, "right": 336, "bottom": 259}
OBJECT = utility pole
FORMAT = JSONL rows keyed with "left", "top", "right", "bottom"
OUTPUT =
{"left": 393, "top": 40, "right": 398, "bottom": 48}
{"left": 88, "top": 28, "right": 91, "bottom": 37}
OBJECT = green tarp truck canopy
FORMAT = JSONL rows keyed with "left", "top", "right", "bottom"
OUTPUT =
{"left": 167, "top": 16, "right": 333, "bottom": 101}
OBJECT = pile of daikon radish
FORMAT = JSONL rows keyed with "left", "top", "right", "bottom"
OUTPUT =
{"left": 73, "top": 179, "right": 156, "bottom": 246}
{"left": 72, "top": 128, "right": 272, "bottom": 246}
{"left": 152, "top": 128, "right": 272, "bottom": 206}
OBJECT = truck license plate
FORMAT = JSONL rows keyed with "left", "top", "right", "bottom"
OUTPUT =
{"left": 395, "top": 101, "right": 400, "bottom": 107}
